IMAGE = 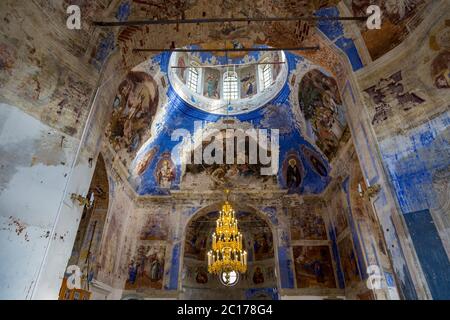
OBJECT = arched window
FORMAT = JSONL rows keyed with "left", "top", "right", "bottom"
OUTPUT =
{"left": 261, "top": 62, "right": 273, "bottom": 90}
{"left": 187, "top": 63, "right": 200, "bottom": 93}
{"left": 223, "top": 71, "right": 239, "bottom": 100}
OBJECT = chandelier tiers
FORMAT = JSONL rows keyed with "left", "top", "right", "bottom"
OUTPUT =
{"left": 207, "top": 191, "right": 247, "bottom": 276}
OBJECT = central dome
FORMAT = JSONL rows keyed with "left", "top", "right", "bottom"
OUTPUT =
{"left": 168, "top": 48, "right": 288, "bottom": 115}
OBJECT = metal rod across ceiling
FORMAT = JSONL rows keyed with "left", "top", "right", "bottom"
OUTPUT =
{"left": 133, "top": 47, "right": 320, "bottom": 53}
{"left": 93, "top": 16, "right": 367, "bottom": 27}
{"left": 171, "top": 61, "right": 286, "bottom": 69}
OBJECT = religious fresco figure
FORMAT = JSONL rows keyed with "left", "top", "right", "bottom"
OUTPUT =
{"left": 338, "top": 236, "right": 360, "bottom": 284}
{"left": 150, "top": 257, "right": 162, "bottom": 281}
{"left": 293, "top": 246, "right": 336, "bottom": 288}
{"left": 155, "top": 157, "right": 175, "bottom": 189}
{"left": 133, "top": 147, "right": 158, "bottom": 176}
{"left": 177, "top": 55, "right": 187, "bottom": 82}
{"left": 253, "top": 266, "right": 265, "bottom": 285}
{"left": 241, "top": 73, "right": 256, "bottom": 97}
{"left": 298, "top": 69, "right": 347, "bottom": 160}
{"left": 272, "top": 52, "right": 281, "bottom": 80}
{"left": 347, "top": 0, "right": 427, "bottom": 60}
{"left": 107, "top": 71, "right": 159, "bottom": 153}
{"left": 125, "top": 245, "right": 165, "bottom": 290}
{"left": 302, "top": 146, "right": 328, "bottom": 177}
{"left": 195, "top": 267, "right": 208, "bottom": 284}
{"left": 286, "top": 158, "right": 302, "bottom": 189}
{"left": 431, "top": 50, "right": 450, "bottom": 89}
{"left": 127, "top": 260, "right": 138, "bottom": 284}
{"left": 204, "top": 70, "right": 220, "bottom": 99}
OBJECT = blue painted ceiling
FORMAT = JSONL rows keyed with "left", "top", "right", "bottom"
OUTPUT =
{"left": 127, "top": 49, "right": 340, "bottom": 196}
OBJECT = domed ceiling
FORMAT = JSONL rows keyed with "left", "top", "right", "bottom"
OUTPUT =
{"left": 106, "top": 48, "right": 351, "bottom": 196}
{"left": 168, "top": 48, "right": 288, "bottom": 115}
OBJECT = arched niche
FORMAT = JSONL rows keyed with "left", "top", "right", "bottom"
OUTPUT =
{"left": 180, "top": 203, "right": 278, "bottom": 300}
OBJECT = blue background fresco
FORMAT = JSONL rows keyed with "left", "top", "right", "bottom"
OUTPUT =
{"left": 380, "top": 111, "right": 450, "bottom": 299}
{"left": 130, "top": 51, "right": 334, "bottom": 196}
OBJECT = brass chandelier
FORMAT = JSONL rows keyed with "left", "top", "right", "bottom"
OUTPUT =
{"left": 207, "top": 190, "right": 247, "bottom": 284}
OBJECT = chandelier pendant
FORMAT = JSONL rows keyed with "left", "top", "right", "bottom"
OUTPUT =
{"left": 207, "top": 190, "right": 247, "bottom": 284}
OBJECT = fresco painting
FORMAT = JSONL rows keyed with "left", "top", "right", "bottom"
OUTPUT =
{"left": 346, "top": 0, "right": 427, "bottom": 60}
{"left": 252, "top": 266, "right": 265, "bottom": 285}
{"left": 301, "top": 146, "right": 328, "bottom": 177}
{"left": 240, "top": 65, "right": 257, "bottom": 98}
{"left": 140, "top": 215, "right": 168, "bottom": 241}
{"left": 298, "top": 69, "right": 348, "bottom": 160}
{"left": 293, "top": 246, "right": 336, "bottom": 288}
{"left": 363, "top": 71, "right": 426, "bottom": 126}
{"left": 154, "top": 153, "right": 176, "bottom": 189}
{"left": 125, "top": 244, "right": 166, "bottom": 290}
{"left": 431, "top": 50, "right": 450, "bottom": 89}
{"left": 203, "top": 68, "right": 220, "bottom": 99}
{"left": 338, "top": 236, "right": 360, "bottom": 285}
{"left": 290, "top": 209, "right": 327, "bottom": 241}
{"left": 176, "top": 53, "right": 188, "bottom": 83}
{"left": 333, "top": 191, "right": 349, "bottom": 237}
{"left": 133, "top": 147, "right": 158, "bottom": 176}
{"left": 282, "top": 153, "right": 304, "bottom": 192}
{"left": 107, "top": 71, "right": 159, "bottom": 153}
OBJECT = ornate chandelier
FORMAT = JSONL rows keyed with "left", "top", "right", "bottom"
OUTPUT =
{"left": 207, "top": 190, "right": 247, "bottom": 285}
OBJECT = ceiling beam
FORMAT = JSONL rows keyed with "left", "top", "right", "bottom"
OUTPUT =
{"left": 171, "top": 62, "right": 286, "bottom": 69}
{"left": 93, "top": 16, "right": 367, "bottom": 27}
{"left": 133, "top": 47, "right": 320, "bottom": 53}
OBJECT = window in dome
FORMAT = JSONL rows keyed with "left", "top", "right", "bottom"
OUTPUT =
{"left": 261, "top": 62, "right": 273, "bottom": 90}
{"left": 223, "top": 71, "right": 239, "bottom": 100}
{"left": 187, "top": 63, "right": 200, "bottom": 93}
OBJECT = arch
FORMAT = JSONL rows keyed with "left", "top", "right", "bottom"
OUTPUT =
{"left": 179, "top": 201, "right": 279, "bottom": 299}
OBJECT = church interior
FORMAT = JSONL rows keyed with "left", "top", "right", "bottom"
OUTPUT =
{"left": 0, "top": 0, "right": 449, "bottom": 301}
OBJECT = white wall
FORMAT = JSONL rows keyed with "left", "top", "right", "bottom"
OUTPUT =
{"left": 0, "top": 103, "right": 98, "bottom": 299}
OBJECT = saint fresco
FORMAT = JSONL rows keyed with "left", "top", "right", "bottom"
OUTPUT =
{"left": 155, "top": 153, "right": 175, "bottom": 189}
{"left": 281, "top": 153, "right": 304, "bottom": 192}
{"left": 203, "top": 68, "right": 220, "bottom": 99}
{"left": 240, "top": 66, "right": 257, "bottom": 98}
